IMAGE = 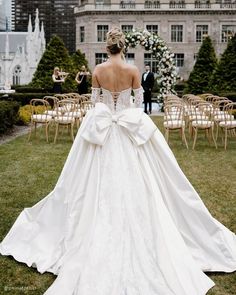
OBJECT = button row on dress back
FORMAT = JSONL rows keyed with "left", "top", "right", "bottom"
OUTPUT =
{"left": 112, "top": 93, "right": 119, "bottom": 111}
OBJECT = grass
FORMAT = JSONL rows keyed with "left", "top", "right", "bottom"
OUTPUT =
{"left": 0, "top": 117, "right": 235, "bottom": 295}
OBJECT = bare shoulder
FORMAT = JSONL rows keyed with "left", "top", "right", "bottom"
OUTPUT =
{"left": 93, "top": 62, "right": 107, "bottom": 73}
{"left": 124, "top": 63, "right": 139, "bottom": 74}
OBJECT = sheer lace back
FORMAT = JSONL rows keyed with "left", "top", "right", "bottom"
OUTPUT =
{"left": 91, "top": 87, "right": 143, "bottom": 112}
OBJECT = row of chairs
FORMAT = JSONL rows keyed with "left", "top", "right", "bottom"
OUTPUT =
{"left": 163, "top": 94, "right": 236, "bottom": 149}
{"left": 28, "top": 93, "right": 94, "bottom": 143}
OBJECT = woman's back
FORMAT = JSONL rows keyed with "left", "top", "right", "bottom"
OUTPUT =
{"left": 93, "top": 58, "right": 140, "bottom": 92}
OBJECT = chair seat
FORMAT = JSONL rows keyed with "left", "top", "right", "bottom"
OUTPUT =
{"left": 164, "top": 120, "right": 185, "bottom": 128}
{"left": 219, "top": 120, "right": 236, "bottom": 127}
{"left": 192, "top": 120, "right": 213, "bottom": 128}
{"left": 54, "top": 116, "right": 75, "bottom": 124}
{"left": 64, "top": 111, "right": 82, "bottom": 118}
{"left": 189, "top": 115, "right": 208, "bottom": 121}
{"left": 32, "top": 114, "right": 52, "bottom": 122}
{"left": 164, "top": 115, "right": 183, "bottom": 120}
{"left": 214, "top": 114, "right": 234, "bottom": 121}
{"left": 44, "top": 110, "right": 58, "bottom": 117}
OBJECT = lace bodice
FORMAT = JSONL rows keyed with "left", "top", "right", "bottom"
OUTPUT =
{"left": 91, "top": 87, "right": 143, "bottom": 112}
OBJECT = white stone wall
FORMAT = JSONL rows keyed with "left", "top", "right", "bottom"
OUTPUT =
{"left": 75, "top": 4, "right": 236, "bottom": 80}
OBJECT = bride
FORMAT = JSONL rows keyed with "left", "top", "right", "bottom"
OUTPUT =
{"left": 0, "top": 27, "right": 235, "bottom": 295}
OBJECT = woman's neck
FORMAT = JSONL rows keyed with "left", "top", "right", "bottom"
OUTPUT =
{"left": 108, "top": 53, "right": 124, "bottom": 63}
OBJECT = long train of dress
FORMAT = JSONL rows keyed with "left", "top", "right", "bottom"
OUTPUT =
{"left": 0, "top": 88, "right": 235, "bottom": 295}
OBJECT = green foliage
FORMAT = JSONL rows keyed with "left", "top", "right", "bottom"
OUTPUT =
{"left": 8, "top": 93, "right": 54, "bottom": 106}
{"left": 30, "top": 35, "right": 74, "bottom": 91}
{"left": 71, "top": 49, "right": 89, "bottom": 70}
{"left": 209, "top": 34, "right": 236, "bottom": 92}
{"left": 70, "top": 49, "right": 91, "bottom": 89}
{"left": 0, "top": 101, "right": 20, "bottom": 134}
{"left": 185, "top": 37, "right": 217, "bottom": 94}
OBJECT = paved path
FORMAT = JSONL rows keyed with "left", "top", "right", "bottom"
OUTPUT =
{"left": 0, "top": 125, "right": 31, "bottom": 145}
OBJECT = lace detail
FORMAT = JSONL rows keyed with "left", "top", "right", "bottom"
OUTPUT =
{"left": 91, "top": 87, "right": 102, "bottom": 104}
{"left": 133, "top": 87, "right": 144, "bottom": 108}
{"left": 91, "top": 87, "right": 143, "bottom": 113}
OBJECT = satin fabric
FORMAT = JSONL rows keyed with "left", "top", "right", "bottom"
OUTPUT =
{"left": 0, "top": 102, "right": 236, "bottom": 295}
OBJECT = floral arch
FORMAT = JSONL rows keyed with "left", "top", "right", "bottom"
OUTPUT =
{"left": 124, "top": 29, "right": 178, "bottom": 100}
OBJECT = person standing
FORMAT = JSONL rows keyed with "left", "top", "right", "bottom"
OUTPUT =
{"left": 75, "top": 65, "right": 91, "bottom": 95}
{"left": 141, "top": 64, "right": 154, "bottom": 114}
{"left": 52, "top": 67, "right": 66, "bottom": 94}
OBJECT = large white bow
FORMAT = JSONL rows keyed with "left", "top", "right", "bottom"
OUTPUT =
{"left": 81, "top": 103, "right": 156, "bottom": 146}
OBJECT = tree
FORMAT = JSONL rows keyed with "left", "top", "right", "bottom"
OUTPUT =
{"left": 184, "top": 36, "right": 217, "bottom": 94}
{"left": 71, "top": 49, "right": 89, "bottom": 70}
{"left": 31, "top": 35, "right": 74, "bottom": 91}
{"left": 70, "top": 49, "right": 91, "bottom": 89}
{"left": 209, "top": 34, "right": 236, "bottom": 92}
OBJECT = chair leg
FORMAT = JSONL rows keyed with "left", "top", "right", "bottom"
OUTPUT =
{"left": 224, "top": 129, "right": 228, "bottom": 150}
{"left": 206, "top": 128, "right": 211, "bottom": 144}
{"left": 45, "top": 122, "right": 49, "bottom": 142}
{"left": 34, "top": 122, "right": 37, "bottom": 137}
{"left": 211, "top": 127, "right": 217, "bottom": 149}
{"left": 192, "top": 127, "right": 198, "bottom": 150}
{"left": 215, "top": 123, "right": 219, "bottom": 141}
{"left": 54, "top": 123, "right": 59, "bottom": 143}
{"left": 70, "top": 123, "right": 74, "bottom": 141}
{"left": 28, "top": 121, "right": 33, "bottom": 141}
{"left": 182, "top": 128, "right": 188, "bottom": 149}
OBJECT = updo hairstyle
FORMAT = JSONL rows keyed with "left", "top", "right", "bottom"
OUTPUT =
{"left": 106, "top": 27, "right": 126, "bottom": 55}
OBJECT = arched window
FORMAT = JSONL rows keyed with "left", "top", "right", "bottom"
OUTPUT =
{"left": 13, "top": 65, "right": 21, "bottom": 85}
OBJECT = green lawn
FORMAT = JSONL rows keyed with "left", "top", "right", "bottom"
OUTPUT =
{"left": 0, "top": 117, "right": 235, "bottom": 295}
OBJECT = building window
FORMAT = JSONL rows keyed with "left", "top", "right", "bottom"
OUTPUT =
{"left": 174, "top": 53, "right": 184, "bottom": 67}
{"left": 120, "top": 0, "right": 136, "bottom": 9}
{"left": 146, "top": 25, "right": 159, "bottom": 35}
{"left": 95, "top": 53, "right": 107, "bottom": 65}
{"left": 169, "top": 0, "right": 186, "bottom": 8}
{"left": 144, "top": 53, "right": 158, "bottom": 73}
{"left": 97, "top": 25, "right": 109, "bottom": 42}
{"left": 221, "top": 25, "right": 236, "bottom": 42}
{"left": 171, "top": 25, "right": 183, "bottom": 42}
{"left": 126, "top": 53, "right": 135, "bottom": 64}
{"left": 13, "top": 65, "right": 21, "bottom": 85}
{"left": 121, "top": 25, "right": 133, "bottom": 34}
{"left": 196, "top": 25, "right": 208, "bottom": 42}
{"left": 80, "top": 26, "right": 85, "bottom": 42}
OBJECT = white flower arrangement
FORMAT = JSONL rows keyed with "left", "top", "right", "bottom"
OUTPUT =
{"left": 124, "top": 29, "right": 178, "bottom": 100}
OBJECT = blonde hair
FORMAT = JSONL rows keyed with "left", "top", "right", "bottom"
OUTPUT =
{"left": 106, "top": 27, "right": 126, "bottom": 55}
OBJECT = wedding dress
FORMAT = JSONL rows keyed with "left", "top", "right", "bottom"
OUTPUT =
{"left": 0, "top": 87, "right": 236, "bottom": 295}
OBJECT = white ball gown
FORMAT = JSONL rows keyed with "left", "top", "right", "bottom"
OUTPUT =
{"left": 0, "top": 87, "right": 235, "bottom": 295}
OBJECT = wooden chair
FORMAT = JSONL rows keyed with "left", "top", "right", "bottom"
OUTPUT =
{"left": 43, "top": 96, "right": 59, "bottom": 119}
{"left": 28, "top": 99, "right": 52, "bottom": 142}
{"left": 53, "top": 99, "right": 76, "bottom": 143}
{"left": 191, "top": 102, "right": 217, "bottom": 150}
{"left": 219, "top": 102, "right": 236, "bottom": 150}
{"left": 164, "top": 103, "right": 188, "bottom": 149}
{"left": 81, "top": 101, "right": 94, "bottom": 116}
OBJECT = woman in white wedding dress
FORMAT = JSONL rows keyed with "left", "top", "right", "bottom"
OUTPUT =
{"left": 0, "top": 27, "right": 236, "bottom": 295}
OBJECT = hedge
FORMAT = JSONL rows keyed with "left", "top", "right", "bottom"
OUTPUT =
{"left": 0, "top": 93, "right": 55, "bottom": 106}
{"left": 0, "top": 100, "right": 20, "bottom": 134}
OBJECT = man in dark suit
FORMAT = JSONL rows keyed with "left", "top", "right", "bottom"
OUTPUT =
{"left": 141, "top": 65, "right": 155, "bottom": 114}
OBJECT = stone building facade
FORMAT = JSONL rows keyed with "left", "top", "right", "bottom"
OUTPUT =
{"left": 0, "top": 9, "right": 45, "bottom": 86}
{"left": 75, "top": 0, "right": 236, "bottom": 80}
